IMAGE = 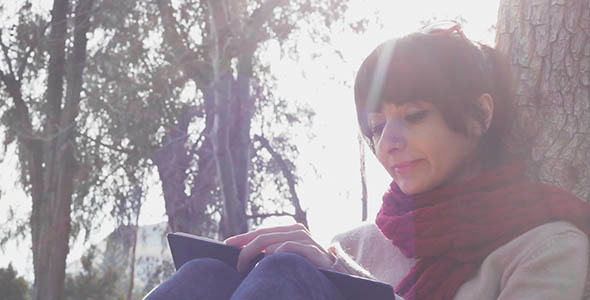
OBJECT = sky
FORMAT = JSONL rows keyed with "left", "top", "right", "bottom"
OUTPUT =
{"left": 0, "top": 0, "right": 501, "bottom": 281}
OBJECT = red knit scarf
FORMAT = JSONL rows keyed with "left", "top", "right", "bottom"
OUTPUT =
{"left": 375, "top": 162, "right": 590, "bottom": 300}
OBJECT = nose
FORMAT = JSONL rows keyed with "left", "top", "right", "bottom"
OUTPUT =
{"left": 379, "top": 121, "right": 407, "bottom": 153}
{"left": 384, "top": 135, "right": 406, "bottom": 153}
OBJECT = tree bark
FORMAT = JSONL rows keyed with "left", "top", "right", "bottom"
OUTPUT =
{"left": 156, "top": 0, "right": 220, "bottom": 235}
{"left": 127, "top": 199, "right": 141, "bottom": 300}
{"left": 208, "top": 0, "right": 249, "bottom": 237}
{"left": 496, "top": 0, "right": 590, "bottom": 203}
{"left": 153, "top": 106, "right": 217, "bottom": 234}
{"left": 27, "top": 0, "right": 93, "bottom": 299}
{"left": 358, "top": 133, "right": 368, "bottom": 221}
{"left": 231, "top": 54, "right": 255, "bottom": 231}
{"left": 31, "top": 1, "right": 69, "bottom": 299}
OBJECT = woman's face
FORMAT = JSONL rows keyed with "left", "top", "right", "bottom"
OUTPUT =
{"left": 368, "top": 101, "right": 480, "bottom": 195}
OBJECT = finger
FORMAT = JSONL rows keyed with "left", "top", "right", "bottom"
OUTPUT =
{"left": 273, "top": 242, "right": 335, "bottom": 269}
{"left": 225, "top": 223, "right": 308, "bottom": 246}
{"left": 225, "top": 223, "right": 308, "bottom": 247}
{"left": 236, "top": 229, "right": 311, "bottom": 273}
{"left": 264, "top": 239, "right": 315, "bottom": 254}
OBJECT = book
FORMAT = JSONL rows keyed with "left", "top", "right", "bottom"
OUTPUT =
{"left": 167, "top": 232, "right": 394, "bottom": 300}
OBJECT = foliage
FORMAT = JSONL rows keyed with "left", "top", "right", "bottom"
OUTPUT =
{"left": 0, "top": 0, "right": 260, "bottom": 245}
{"left": 135, "top": 258, "right": 175, "bottom": 298}
{"left": 64, "top": 246, "right": 125, "bottom": 300}
{"left": 0, "top": 264, "right": 29, "bottom": 300}
{"left": 0, "top": 0, "right": 355, "bottom": 297}
{"left": 0, "top": 0, "right": 355, "bottom": 239}
{"left": 144, "top": 0, "right": 351, "bottom": 236}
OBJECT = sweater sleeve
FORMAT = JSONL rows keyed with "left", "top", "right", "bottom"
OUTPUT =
{"left": 328, "top": 240, "right": 408, "bottom": 300}
{"left": 327, "top": 242, "right": 376, "bottom": 279}
{"left": 497, "top": 230, "right": 589, "bottom": 300}
{"left": 326, "top": 222, "right": 383, "bottom": 279}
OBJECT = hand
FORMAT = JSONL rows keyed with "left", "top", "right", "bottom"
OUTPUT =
{"left": 224, "top": 223, "right": 336, "bottom": 273}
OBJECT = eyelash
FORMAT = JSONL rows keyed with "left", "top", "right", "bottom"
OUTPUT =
{"left": 405, "top": 110, "right": 429, "bottom": 123}
{"left": 369, "top": 110, "right": 429, "bottom": 137}
{"left": 370, "top": 124, "right": 385, "bottom": 137}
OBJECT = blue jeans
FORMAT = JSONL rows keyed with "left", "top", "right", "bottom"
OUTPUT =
{"left": 143, "top": 252, "right": 346, "bottom": 300}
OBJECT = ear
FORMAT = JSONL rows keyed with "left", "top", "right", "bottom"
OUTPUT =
{"left": 470, "top": 93, "right": 494, "bottom": 136}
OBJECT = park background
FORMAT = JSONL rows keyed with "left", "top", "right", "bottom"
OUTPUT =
{"left": 1, "top": 0, "right": 589, "bottom": 299}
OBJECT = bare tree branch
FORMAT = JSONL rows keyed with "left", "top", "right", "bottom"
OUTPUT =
{"left": 63, "top": 0, "right": 94, "bottom": 126}
{"left": 246, "top": 0, "right": 287, "bottom": 34}
{"left": 45, "top": 0, "right": 68, "bottom": 122}
{"left": 78, "top": 133, "right": 134, "bottom": 155}
{"left": 358, "top": 132, "right": 368, "bottom": 221}
{"left": 247, "top": 212, "right": 294, "bottom": 219}
{"left": 242, "top": 0, "right": 288, "bottom": 50}
{"left": 0, "top": 67, "right": 34, "bottom": 144}
{"left": 17, "top": 22, "right": 49, "bottom": 81}
{"left": 0, "top": 29, "right": 15, "bottom": 77}
{"left": 253, "top": 134, "right": 307, "bottom": 227}
{"left": 157, "top": 0, "right": 211, "bottom": 87}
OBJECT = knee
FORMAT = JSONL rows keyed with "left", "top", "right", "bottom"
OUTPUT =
{"left": 177, "top": 257, "right": 234, "bottom": 278}
{"left": 255, "top": 252, "right": 315, "bottom": 274}
{"left": 234, "top": 253, "right": 343, "bottom": 300}
{"left": 144, "top": 258, "right": 242, "bottom": 300}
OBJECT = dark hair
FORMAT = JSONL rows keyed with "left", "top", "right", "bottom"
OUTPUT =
{"left": 354, "top": 32, "right": 515, "bottom": 169}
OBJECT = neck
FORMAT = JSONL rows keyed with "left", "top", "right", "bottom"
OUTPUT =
{"left": 444, "top": 154, "right": 484, "bottom": 188}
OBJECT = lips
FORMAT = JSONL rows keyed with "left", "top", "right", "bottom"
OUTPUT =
{"left": 392, "top": 159, "right": 422, "bottom": 174}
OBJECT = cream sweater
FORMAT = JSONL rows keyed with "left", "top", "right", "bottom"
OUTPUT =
{"left": 328, "top": 221, "right": 589, "bottom": 300}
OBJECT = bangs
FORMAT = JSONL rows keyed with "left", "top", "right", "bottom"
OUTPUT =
{"left": 354, "top": 33, "right": 486, "bottom": 138}
{"left": 354, "top": 34, "right": 453, "bottom": 136}
{"left": 355, "top": 35, "right": 450, "bottom": 113}
{"left": 353, "top": 28, "right": 514, "bottom": 167}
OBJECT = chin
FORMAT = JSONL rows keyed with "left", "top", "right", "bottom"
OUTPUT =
{"left": 397, "top": 182, "right": 423, "bottom": 195}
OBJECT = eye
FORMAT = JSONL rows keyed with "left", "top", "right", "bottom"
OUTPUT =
{"left": 405, "top": 110, "right": 429, "bottom": 123}
{"left": 369, "top": 122, "right": 385, "bottom": 138}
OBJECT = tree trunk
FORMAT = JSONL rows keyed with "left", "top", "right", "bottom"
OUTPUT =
{"left": 208, "top": 0, "right": 249, "bottom": 237}
{"left": 156, "top": 0, "right": 219, "bottom": 235}
{"left": 154, "top": 108, "right": 201, "bottom": 233}
{"left": 31, "top": 1, "right": 69, "bottom": 299}
{"left": 231, "top": 53, "right": 255, "bottom": 231}
{"left": 358, "top": 133, "right": 368, "bottom": 221}
{"left": 127, "top": 223, "right": 138, "bottom": 300}
{"left": 157, "top": 0, "right": 300, "bottom": 238}
{"left": 28, "top": 0, "right": 93, "bottom": 299}
{"left": 496, "top": 0, "right": 590, "bottom": 203}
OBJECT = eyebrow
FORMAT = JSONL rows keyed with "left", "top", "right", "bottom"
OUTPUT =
{"left": 367, "top": 101, "right": 428, "bottom": 116}
{"left": 403, "top": 100, "right": 428, "bottom": 109}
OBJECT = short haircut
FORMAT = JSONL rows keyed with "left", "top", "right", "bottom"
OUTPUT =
{"left": 354, "top": 32, "right": 515, "bottom": 168}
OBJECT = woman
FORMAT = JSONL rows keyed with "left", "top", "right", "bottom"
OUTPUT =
{"left": 145, "top": 22, "right": 590, "bottom": 300}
